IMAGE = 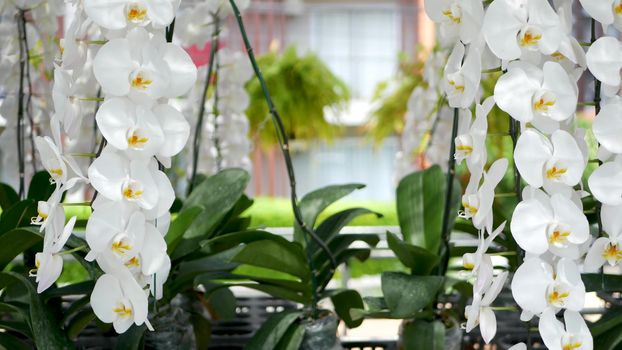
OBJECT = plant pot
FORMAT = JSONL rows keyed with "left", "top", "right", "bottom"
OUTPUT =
{"left": 300, "top": 311, "right": 341, "bottom": 350}
{"left": 398, "top": 317, "right": 462, "bottom": 350}
{"left": 144, "top": 295, "right": 197, "bottom": 350}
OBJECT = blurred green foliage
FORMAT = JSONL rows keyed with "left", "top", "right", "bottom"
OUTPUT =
{"left": 246, "top": 46, "right": 350, "bottom": 146}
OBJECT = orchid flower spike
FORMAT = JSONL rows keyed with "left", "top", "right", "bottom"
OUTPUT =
{"left": 424, "top": 0, "right": 484, "bottom": 45}
{"left": 586, "top": 36, "right": 622, "bottom": 94}
{"left": 483, "top": 0, "right": 565, "bottom": 61}
{"left": 466, "top": 268, "right": 508, "bottom": 344}
{"left": 443, "top": 42, "right": 481, "bottom": 109}
{"left": 455, "top": 97, "right": 493, "bottom": 172}
{"left": 514, "top": 129, "right": 586, "bottom": 189}
{"left": 512, "top": 257, "right": 585, "bottom": 317}
{"left": 539, "top": 308, "right": 593, "bottom": 350}
{"left": 584, "top": 204, "right": 622, "bottom": 272}
{"left": 511, "top": 187, "right": 589, "bottom": 259}
{"left": 84, "top": 0, "right": 180, "bottom": 31}
{"left": 461, "top": 158, "right": 509, "bottom": 233}
{"left": 494, "top": 61, "right": 578, "bottom": 129}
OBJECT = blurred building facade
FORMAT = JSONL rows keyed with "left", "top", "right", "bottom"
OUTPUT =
{"left": 222, "top": 0, "right": 432, "bottom": 200}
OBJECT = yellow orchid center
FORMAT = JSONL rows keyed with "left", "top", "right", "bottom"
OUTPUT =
{"left": 49, "top": 168, "right": 63, "bottom": 177}
{"left": 602, "top": 243, "right": 622, "bottom": 263}
{"left": 563, "top": 341, "right": 583, "bottom": 350}
{"left": 448, "top": 79, "right": 465, "bottom": 92}
{"left": 546, "top": 166, "right": 567, "bottom": 180}
{"left": 442, "top": 9, "right": 461, "bottom": 24}
{"left": 519, "top": 29, "right": 542, "bottom": 47}
{"left": 125, "top": 257, "right": 140, "bottom": 267}
{"left": 113, "top": 305, "right": 133, "bottom": 318}
{"left": 126, "top": 4, "right": 147, "bottom": 23}
{"left": 462, "top": 202, "right": 478, "bottom": 216}
{"left": 547, "top": 289, "right": 570, "bottom": 306}
{"left": 122, "top": 180, "right": 144, "bottom": 200}
{"left": 549, "top": 230, "right": 571, "bottom": 245}
{"left": 463, "top": 262, "right": 475, "bottom": 270}
{"left": 534, "top": 96, "right": 556, "bottom": 112}
{"left": 615, "top": 2, "right": 622, "bottom": 15}
{"left": 37, "top": 208, "right": 48, "bottom": 220}
{"left": 112, "top": 240, "right": 132, "bottom": 255}
{"left": 127, "top": 132, "right": 149, "bottom": 149}
{"left": 551, "top": 52, "right": 565, "bottom": 61}
{"left": 130, "top": 72, "right": 152, "bottom": 90}
{"left": 456, "top": 145, "right": 473, "bottom": 154}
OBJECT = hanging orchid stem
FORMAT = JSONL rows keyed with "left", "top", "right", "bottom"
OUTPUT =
{"left": 188, "top": 13, "right": 220, "bottom": 195}
{"left": 212, "top": 37, "right": 223, "bottom": 172}
{"left": 79, "top": 97, "right": 105, "bottom": 102}
{"left": 490, "top": 251, "right": 517, "bottom": 256}
{"left": 591, "top": 18, "right": 603, "bottom": 236}
{"left": 495, "top": 192, "right": 517, "bottom": 198}
{"left": 578, "top": 101, "right": 596, "bottom": 107}
{"left": 59, "top": 245, "right": 88, "bottom": 255}
{"left": 16, "top": 10, "right": 27, "bottom": 199}
{"left": 67, "top": 152, "right": 97, "bottom": 158}
{"left": 439, "top": 107, "right": 460, "bottom": 276}
{"left": 482, "top": 67, "right": 502, "bottom": 73}
{"left": 490, "top": 306, "right": 518, "bottom": 311}
{"left": 579, "top": 41, "right": 592, "bottom": 47}
{"left": 21, "top": 12, "right": 37, "bottom": 177}
{"left": 230, "top": 0, "right": 337, "bottom": 316}
{"left": 61, "top": 202, "right": 92, "bottom": 207}
{"left": 86, "top": 40, "right": 107, "bottom": 45}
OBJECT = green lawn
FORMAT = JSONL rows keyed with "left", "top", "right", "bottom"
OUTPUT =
{"left": 245, "top": 197, "right": 398, "bottom": 228}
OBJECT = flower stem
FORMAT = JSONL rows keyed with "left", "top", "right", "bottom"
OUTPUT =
{"left": 439, "top": 107, "right": 460, "bottom": 275}
{"left": 79, "top": 97, "right": 105, "bottom": 102}
{"left": 61, "top": 202, "right": 92, "bottom": 207}
{"left": 59, "top": 245, "right": 87, "bottom": 255}
{"left": 591, "top": 18, "right": 603, "bottom": 237}
{"left": 16, "top": 10, "right": 27, "bottom": 199}
{"left": 229, "top": 0, "right": 337, "bottom": 315}
{"left": 67, "top": 152, "right": 96, "bottom": 158}
{"left": 482, "top": 67, "right": 502, "bottom": 73}
{"left": 188, "top": 13, "right": 220, "bottom": 195}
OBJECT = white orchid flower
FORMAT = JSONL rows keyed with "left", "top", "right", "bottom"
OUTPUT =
{"left": 93, "top": 27, "right": 197, "bottom": 104}
{"left": 96, "top": 98, "right": 189, "bottom": 163}
{"left": 579, "top": 0, "right": 622, "bottom": 32}
{"left": 511, "top": 187, "right": 589, "bottom": 259}
{"left": 494, "top": 61, "right": 577, "bottom": 125}
{"left": 585, "top": 37, "right": 622, "bottom": 91}
{"left": 512, "top": 257, "right": 585, "bottom": 316}
{"left": 465, "top": 268, "right": 508, "bottom": 344}
{"left": 539, "top": 308, "right": 593, "bottom": 350}
{"left": 84, "top": 0, "right": 180, "bottom": 31}
{"left": 34, "top": 136, "right": 86, "bottom": 190}
{"left": 88, "top": 147, "right": 173, "bottom": 216}
{"left": 461, "top": 158, "right": 508, "bottom": 233}
{"left": 455, "top": 97, "right": 493, "bottom": 172}
{"left": 462, "top": 221, "right": 506, "bottom": 275}
{"left": 424, "top": 0, "right": 484, "bottom": 45}
{"left": 85, "top": 200, "right": 146, "bottom": 264}
{"left": 514, "top": 129, "right": 585, "bottom": 189}
{"left": 483, "top": 0, "right": 564, "bottom": 61}
{"left": 584, "top": 204, "right": 622, "bottom": 272}
{"left": 593, "top": 99, "right": 622, "bottom": 154}
{"left": 32, "top": 215, "right": 77, "bottom": 293}
{"left": 148, "top": 254, "right": 170, "bottom": 300}
{"left": 588, "top": 156, "right": 622, "bottom": 205}
{"left": 442, "top": 42, "right": 481, "bottom": 109}
{"left": 91, "top": 270, "right": 150, "bottom": 333}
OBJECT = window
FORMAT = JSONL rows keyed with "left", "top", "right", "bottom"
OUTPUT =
{"left": 311, "top": 6, "right": 400, "bottom": 99}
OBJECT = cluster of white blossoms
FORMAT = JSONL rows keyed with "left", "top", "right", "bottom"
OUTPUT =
{"left": 30, "top": 0, "right": 197, "bottom": 334}
{"left": 426, "top": 0, "right": 600, "bottom": 347}
{"left": 0, "top": 0, "right": 64, "bottom": 185}
{"left": 196, "top": 49, "right": 254, "bottom": 174}
{"left": 175, "top": 1, "right": 253, "bottom": 176}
